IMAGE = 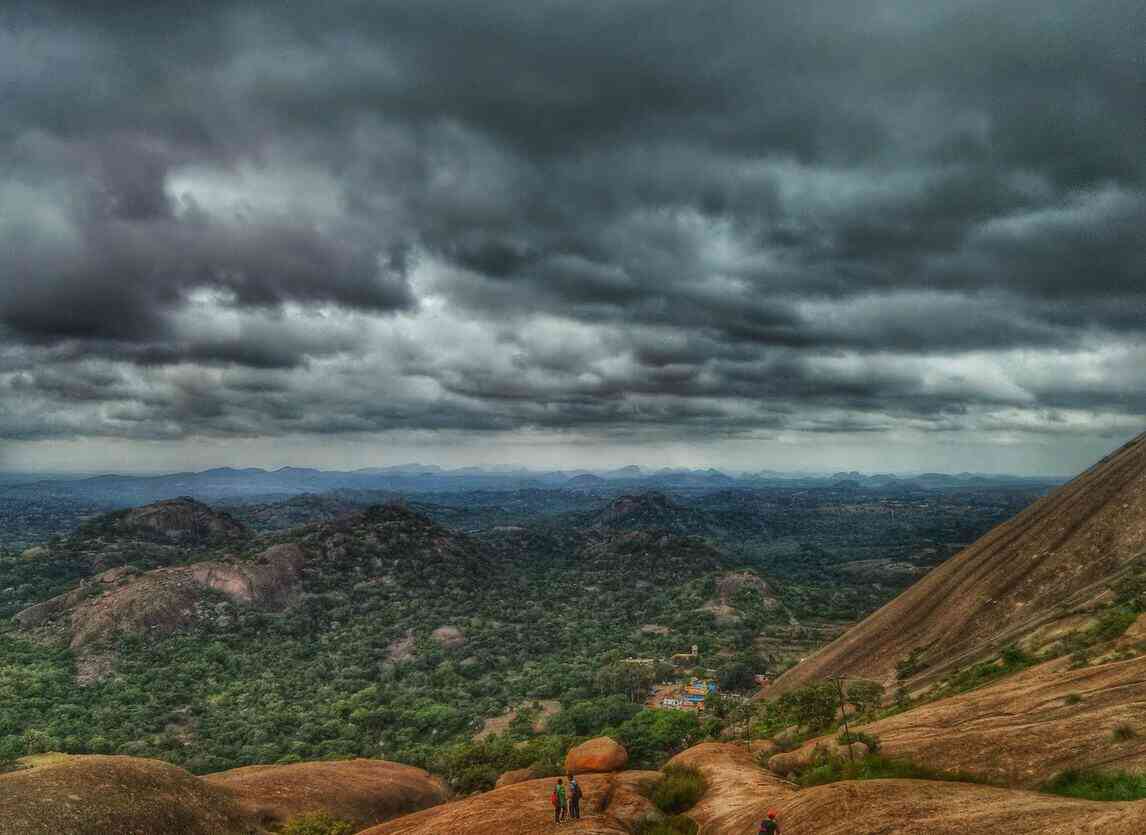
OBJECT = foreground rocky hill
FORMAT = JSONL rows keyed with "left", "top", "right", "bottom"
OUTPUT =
{"left": 0, "top": 754, "right": 447, "bottom": 835}
{"left": 774, "top": 431, "right": 1146, "bottom": 692}
{"left": 363, "top": 770, "right": 661, "bottom": 835}
{"left": 783, "top": 650, "right": 1146, "bottom": 787}
{"left": 202, "top": 759, "right": 448, "bottom": 831}
{"left": 674, "top": 742, "right": 1146, "bottom": 834}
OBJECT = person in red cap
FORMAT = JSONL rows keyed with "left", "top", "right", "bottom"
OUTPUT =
{"left": 759, "top": 809, "right": 779, "bottom": 834}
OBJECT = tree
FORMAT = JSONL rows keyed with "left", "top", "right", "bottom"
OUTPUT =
{"left": 845, "top": 679, "right": 885, "bottom": 713}
{"left": 717, "top": 662, "right": 756, "bottom": 693}
{"left": 776, "top": 682, "right": 837, "bottom": 732}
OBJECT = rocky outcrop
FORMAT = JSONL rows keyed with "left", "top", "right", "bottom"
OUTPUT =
{"left": 670, "top": 741, "right": 1146, "bottom": 835}
{"left": 669, "top": 743, "right": 796, "bottom": 833}
{"left": 799, "top": 654, "right": 1146, "bottom": 786}
{"left": 765, "top": 750, "right": 807, "bottom": 776}
{"left": 15, "top": 543, "right": 305, "bottom": 649}
{"left": 783, "top": 778, "right": 1146, "bottom": 835}
{"left": 203, "top": 758, "right": 448, "bottom": 831}
{"left": 114, "top": 498, "right": 248, "bottom": 544}
{"left": 773, "top": 431, "right": 1146, "bottom": 693}
{"left": 431, "top": 625, "right": 465, "bottom": 650}
{"left": 494, "top": 768, "right": 535, "bottom": 788}
{"left": 564, "top": 737, "right": 628, "bottom": 774}
{"left": 361, "top": 771, "right": 661, "bottom": 834}
{"left": 0, "top": 754, "right": 257, "bottom": 835}
{"left": 768, "top": 740, "right": 867, "bottom": 775}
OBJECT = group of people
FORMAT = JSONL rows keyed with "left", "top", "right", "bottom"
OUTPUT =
{"left": 549, "top": 776, "right": 583, "bottom": 823}
{"left": 549, "top": 777, "right": 779, "bottom": 833}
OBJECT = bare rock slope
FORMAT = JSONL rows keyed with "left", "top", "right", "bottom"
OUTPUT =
{"left": 0, "top": 754, "right": 258, "bottom": 835}
{"left": 774, "top": 431, "right": 1146, "bottom": 691}
{"left": 361, "top": 771, "right": 661, "bottom": 835}
{"left": 15, "top": 543, "right": 305, "bottom": 649}
{"left": 202, "top": 759, "right": 448, "bottom": 831}
{"left": 671, "top": 742, "right": 1146, "bottom": 835}
{"left": 792, "top": 653, "right": 1146, "bottom": 786}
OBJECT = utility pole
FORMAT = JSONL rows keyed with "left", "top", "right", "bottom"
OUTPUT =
{"left": 831, "top": 676, "right": 856, "bottom": 765}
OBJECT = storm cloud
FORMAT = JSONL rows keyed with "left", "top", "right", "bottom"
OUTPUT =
{"left": 1, "top": 1, "right": 1143, "bottom": 471}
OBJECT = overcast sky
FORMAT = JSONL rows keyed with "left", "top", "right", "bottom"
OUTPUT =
{"left": 1, "top": 1, "right": 1143, "bottom": 475}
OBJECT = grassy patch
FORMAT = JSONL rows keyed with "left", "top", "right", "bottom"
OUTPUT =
{"left": 280, "top": 812, "right": 355, "bottom": 835}
{"left": 1064, "top": 692, "right": 1083, "bottom": 705}
{"left": 795, "top": 754, "right": 995, "bottom": 788}
{"left": 647, "top": 764, "right": 707, "bottom": 815}
{"left": 1090, "top": 607, "right": 1137, "bottom": 643}
{"left": 635, "top": 815, "right": 698, "bottom": 835}
{"left": 837, "top": 730, "right": 881, "bottom": 754}
{"left": 1111, "top": 723, "right": 1137, "bottom": 742}
{"left": 1043, "top": 768, "right": 1146, "bottom": 801}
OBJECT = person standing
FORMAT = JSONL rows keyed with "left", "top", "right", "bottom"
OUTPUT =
{"left": 568, "top": 775, "right": 582, "bottom": 819}
{"left": 760, "top": 810, "right": 780, "bottom": 834}
{"left": 553, "top": 778, "right": 567, "bottom": 823}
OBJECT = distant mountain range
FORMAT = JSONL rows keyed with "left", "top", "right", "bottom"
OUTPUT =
{"left": 0, "top": 464, "right": 1059, "bottom": 506}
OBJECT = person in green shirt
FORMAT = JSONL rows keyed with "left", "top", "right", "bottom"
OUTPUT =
{"left": 551, "top": 778, "right": 567, "bottom": 823}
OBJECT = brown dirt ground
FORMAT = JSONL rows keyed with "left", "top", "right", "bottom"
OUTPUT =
{"left": 202, "top": 758, "right": 448, "bottom": 831}
{"left": 772, "top": 431, "right": 1146, "bottom": 694}
{"left": 476, "top": 699, "right": 562, "bottom": 739}
{"left": 360, "top": 771, "right": 662, "bottom": 835}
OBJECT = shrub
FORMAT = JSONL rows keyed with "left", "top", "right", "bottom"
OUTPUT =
{"left": 635, "top": 815, "right": 698, "bottom": 835}
{"left": 837, "top": 730, "right": 881, "bottom": 754}
{"left": 1111, "top": 723, "right": 1137, "bottom": 742}
{"left": 647, "top": 765, "right": 707, "bottom": 815}
{"left": 795, "top": 754, "right": 993, "bottom": 788}
{"left": 280, "top": 812, "right": 355, "bottom": 835}
{"left": 776, "top": 682, "right": 838, "bottom": 732}
{"left": 846, "top": 680, "right": 885, "bottom": 713}
{"left": 1091, "top": 608, "right": 1137, "bottom": 643}
{"left": 895, "top": 648, "right": 929, "bottom": 682}
{"left": 1064, "top": 692, "right": 1083, "bottom": 705}
{"left": 1043, "top": 768, "right": 1146, "bottom": 801}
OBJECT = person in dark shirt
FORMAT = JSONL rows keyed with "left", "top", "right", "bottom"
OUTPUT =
{"left": 760, "top": 810, "right": 779, "bottom": 834}
{"left": 568, "top": 775, "right": 582, "bottom": 819}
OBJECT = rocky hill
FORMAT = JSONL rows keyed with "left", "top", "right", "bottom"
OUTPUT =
{"left": 585, "top": 492, "right": 718, "bottom": 535}
{"left": 785, "top": 648, "right": 1146, "bottom": 787}
{"left": 14, "top": 543, "right": 305, "bottom": 650}
{"left": 672, "top": 742, "right": 1146, "bottom": 834}
{"left": 202, "top": 759, "right": 448, "bottom": 831}
{"left": 774, "top": 431, "right": 1146, "bottom": 692}
{"left": 361, "top": 770, "right": 661, "bottom": 835}
{"left": 0, "top": 754, "right": 257, "bottom": 835}
{"left": 0, "top": 754, "right": 447, "bottom": 835}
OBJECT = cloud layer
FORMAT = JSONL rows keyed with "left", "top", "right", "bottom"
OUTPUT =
{"left": 2, "top": 1, "right": 1143, "bottom": 470}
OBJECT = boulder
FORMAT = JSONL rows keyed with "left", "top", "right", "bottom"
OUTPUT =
{"left": 494, "top": 768, "right": 534, "bottom": 788}
{"left": 767, "top": 750, "right": 810, "bottom": 776}
{"left": 770, "top": 739, "right": 868, "bottom": 775}
{"left": 203, "top": 758, "right": 448, "bottom": 830}
{"left": 0, "top": 754, "right": 255, "bottom": 835}
{"left": 564, "top": 737, "right": 628, "bottom": 774}
{"left": 431, "top": 625, "right": 466, "bottom": 650}
{"left": 749, "top": 739, "right": 781, "bottom": 758}
{"left": 819, "top": 739, "right": 868, "bottom": 761}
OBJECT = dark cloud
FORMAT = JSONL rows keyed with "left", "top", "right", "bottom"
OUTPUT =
{"left": 0, "top": 1, "right": 1142, "bottom": 463}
